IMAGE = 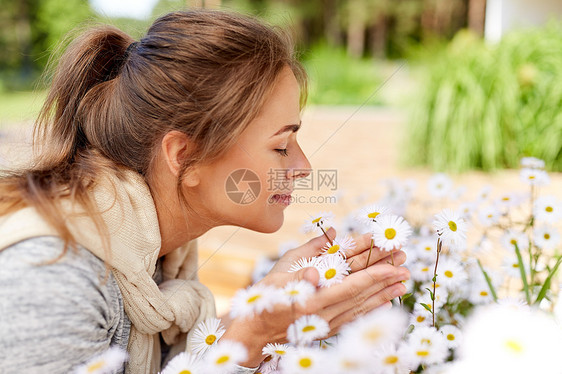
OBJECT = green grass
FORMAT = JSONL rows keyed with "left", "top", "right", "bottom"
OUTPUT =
{"left": 405, "top": 24, "right": 562, "bottom": 172}
{"left": 303, "top": 44, "right": 384, "bottom": 106}
{"left": 0, "top": 90, "right": 46, "bottom": 126}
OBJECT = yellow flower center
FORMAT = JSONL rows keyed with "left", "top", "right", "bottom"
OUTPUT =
{"left": 480, "top": 291, "right": 489, "bottom": 296}
{"left": 179, "top": 371, "right": 192, "bottom": 374}
{"left": 288, "top": 290, "right": 299, "bottom": 295}
{"left": 216, "top": 355, "right": 230, "bottom": 364}
{"left": 364, "top": 327, "right": 382, "bottom": 342}
{"left": 528, "top": 175, "right": 536, "bottom": 180}
{"left": 368, "top": 212, "right": 380, "bottom": 219}
{"left": 505, "top": 339, "right": 524, "bottom": 354}
{"left": 87, "top": 361, "right": 105, "bottom": 373}
{"left": 327, "top": 244, "right": 340, "bottom": 254}
{"left": 385, "top": 228, "right": 397, "bottom": 240}
{"left": 302, "top": 325, "right": 316, "bottom": 333}
{"left": 444, "top": 270, "right": 453, "bottom": 278}
{"left": 512, "top": 263, "right": 519, "bottom": 268}
{"left": 342, "top": 360, "right": 359, "bottom": 369}
{"left": 448, "top": 221, "right": 457, "bottom": 232}
{"left": 421, "top": 338, "right": 431, "bottom": 345}
{"left": 274, "top": 350, "right": 286, "bottom": 355}
{"left": 487, "top": 214, "right": 493, "bottom": 218}
{"left": 510, "top": 239, "right": 517, "bottom": 245}
{"left": 422, "top": 267, "right": 429, "bottom": 272}
{"left": 384, "top": 355, "right": 399, "bottom": 364}
{"left": 205, "top": 334, "right": 217, "bottom": 345}
{"left": 446, "top": 334, "right": 455, "bottom": 341}
{"left": 299, "top": 358, "right": 312, "bottom": 368}
{"left": 416, "top": 315, "right": 426, "bottom": 323}
{"left": 424, "top": 246, "right": 432, "bottom": 252}
{"left": 544, "top": 233, "right": 551, "bottom": 240}
{"left": 325, "top": 268, "right": 337, "bottom": 279}
{"left": 502, "top": 196, "right": 510, "bottom": 201}
{"left": 416, "top": 350, "right": 429, "bottom": 357}
{"left": 247, "top": 295, "right": 261, "bottom": 303}
{"left": 312, "top": 217, "right": 322, "bottom": 224}
{"left": 546, "top": 206, "right": 553, "bottom": 213}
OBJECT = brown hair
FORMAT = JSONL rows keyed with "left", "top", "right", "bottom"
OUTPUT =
{"left": 0, "top": 9, "right": 307, "bottom": 257}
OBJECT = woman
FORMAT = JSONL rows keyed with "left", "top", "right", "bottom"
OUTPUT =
{"left": 0, "top": 9, "right": 409, "bottom": 374}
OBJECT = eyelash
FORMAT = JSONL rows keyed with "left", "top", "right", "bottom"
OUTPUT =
{"left": 274, "top": 148, "right": 288, "bottom": 157}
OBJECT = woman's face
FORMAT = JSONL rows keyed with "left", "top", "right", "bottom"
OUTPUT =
{"left": 194, "top": 66, "right": 311, "bottom": 233}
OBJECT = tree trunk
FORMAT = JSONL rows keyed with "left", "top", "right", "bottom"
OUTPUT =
{"left": 370, "top": 14, "right": 387, "bottom": 58}
{"left": 323, "top": 0, "right": 342, "bottom": 47}
{"left": 468, "top": 0, "right": 486, "bottom": 36}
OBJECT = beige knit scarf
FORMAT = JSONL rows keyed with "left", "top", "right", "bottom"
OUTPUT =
{"left": 0, "top": 170, "right": 216, "bottom": 373}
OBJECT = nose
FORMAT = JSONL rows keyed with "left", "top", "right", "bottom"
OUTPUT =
{"left": 287, "top": 144, "right": 311, "bottom": 180}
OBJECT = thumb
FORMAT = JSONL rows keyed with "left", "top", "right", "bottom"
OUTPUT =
{"left": 294, "top": 266, "right": 319, "bottom": 287}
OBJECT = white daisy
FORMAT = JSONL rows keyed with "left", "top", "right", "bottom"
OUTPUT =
{"left": 326, "top": 350, "right": 371, "bottom": 374}
{"left": 301, "top": 212, "right": 334, "bottom": 234}
{"left": 372, "top": 343, "right": 413, "bottom": 374}
{"left": 289, "top": 257, "right": 322, "bottom": 273}
{"left": 495, "top": 192, "right": 525, "bottom": 211}
{"left": 416, "top": 237, "right": 438, "bottom": 261}
{"left": 280, "top": 347, "right": 326, "bottom": 373}
{"left": 534, "top": 195, "right": 561, "bottom": 223}
{"left": 411, "top": 261, "right": 434, "bottom": 283}
{"left": 520, "top": 156, "right": 545, "bottom": 169}
{"left": 203, "top": 340, "right": 248, "bottom": 373}
{"left": 190, "top": 318, "right": 225, "bottom": 356}
{"left": 315, "top": 254, "right": 351, "bottom": 288}
{"left": 407, "top": 326, "right": 448, "bottom": 367}
{"left": 287, "top": 314, "right": 330, "bottom": 345}
{"left": 338, "top": 308, "right": 408, "bottom": 351}
{"left": 501, "top": 254, "right": 529, "bottom": 279}
{"left": 281, "top": 280, "right": 316, "bottom": 306}
{"left": 410, "top": 308, "right": 432, "bottom": 328}
{"left": 457, "top": 202, "right": 476, "bottom": 221}
{"left": 433, "top": 209, "right": 468, "bottom": 250}
{"left": 256, "top": 355, "right": 280, "bottom": 374}
{"left": 371, "top": 214, "right": 412, "bottom": 252}
{"left": 467, "top": 279, "right": 495, "bottom": 305}
{"left": 73, "top": 347, "right": 128, "bottom": 374}
{"left": 520, "top": 168, "right": 550, "bottom": 186}
{"left": 460, "top": 305, "right": 562, "bottom": 373}
{"left": 160, "top": 352, "right": 200, "bottom": 374}
{"left": 500, "top": 229, "right": 529, "bottom": 251}
{"left": 427, "top": 173, "right": 453, "bottom": 198}
{"left": 418, "top": 282, "right": 448, "bottom": 310}
{"left": 438, "top": 324, "right": 462, "bottom": 349}
{"left": 320, "top": 234, "right": 356, "bottom": 258}
{"left": 356, "top": 203, "right": 390, "bottom": 225}
{"left": 534, "top": 225, "right": 561, "bottom": 250}
{"left": 436, "top": 257, "right": 468, "bottom": 292}
{"left": 262, "top": 343, "right": 293, "bottom": 359}
{"left": 477, "top": 205, "right": 501, "bottom": 227}
{"left": 229, "top": 284, "right": 278, "bottom": 319}
{"left": 476, "top": 185, "right": 492, "bottom": 202}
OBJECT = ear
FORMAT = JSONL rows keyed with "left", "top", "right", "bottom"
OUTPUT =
{"left": 160, "top": 130, "right": 200, "bottom": 187}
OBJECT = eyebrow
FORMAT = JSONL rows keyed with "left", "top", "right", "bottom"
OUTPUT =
{"left": 271, "top": 121, "right": 302, "bottom": 137}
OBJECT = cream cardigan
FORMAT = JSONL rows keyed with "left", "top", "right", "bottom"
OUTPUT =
{"left": 0, "top": 170, "right": 216, "bottom": 373}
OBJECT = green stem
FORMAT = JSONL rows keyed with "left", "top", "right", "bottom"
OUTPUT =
{"left": 514, "top": 242, "right": 531, "bottom": 304}
{"left": 477, "top": 259, "right": 498, "bottom": 302}
{"left": 432, "top": 238, "right": 442, "bottom": 328}
{"left": 365, "top": 238, "right": 374, "bottom": 269}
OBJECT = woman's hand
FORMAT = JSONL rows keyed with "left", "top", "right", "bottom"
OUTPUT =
{"left": 221, "top": 228, "right": 410, "bottom": 367}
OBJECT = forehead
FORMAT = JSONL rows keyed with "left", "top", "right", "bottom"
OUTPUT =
{"left": 249, "top": 66, "right": 301, "bottom": 136}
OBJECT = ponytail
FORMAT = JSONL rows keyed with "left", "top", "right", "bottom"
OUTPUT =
{"left": 0, "top": 26, "right": 134, "bottom": 258}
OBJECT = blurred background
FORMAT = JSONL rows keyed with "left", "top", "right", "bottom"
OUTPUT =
{"left": 1, "top": 0, "right": 561, "bottom": 313}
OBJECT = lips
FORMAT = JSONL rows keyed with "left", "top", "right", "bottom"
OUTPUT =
{"left": 270, "top": 193, "right": 292, "bottom": 205}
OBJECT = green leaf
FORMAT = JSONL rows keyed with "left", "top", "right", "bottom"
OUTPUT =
{"left": 401, "top": 293, "right": 413, "bottom": 301}
{"left": 534, "top": 256, "right": 562, "bottom": 305}
{"left": 425, "top": 287, "right": 435, "bottom": 301}
{"left": 420, "top": 303, "right": 433, "bottom": 314}
{"left": 476, "top": 259, "right": 498, "bottom": 302}
{"left": 514, "top": 242, "right": 531, "bottom": 304}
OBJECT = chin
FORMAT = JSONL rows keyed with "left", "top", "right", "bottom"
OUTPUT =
{"left": 241, "top": 212, "right": 285, "bottom": 233}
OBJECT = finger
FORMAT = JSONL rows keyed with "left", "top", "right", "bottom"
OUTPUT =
{"left": 374, "top": 250, "right": 407, "bottom": 267}
{"left": 348, "top": 247, "right": 404, "bottom": 272}
{"left": 343, "top": 233, "right": 372, "bottom": 257}
{"left": 287, "top": 227, "right": 337, "bottom": 259}
{"left": 306, "top": 263, "right": 409, "bottom": 311}
{"left": 327, "top": 282, "right": 407, "bottom": 332}
{"left": 317, "top": 268, "right": 409, "bottom": 320}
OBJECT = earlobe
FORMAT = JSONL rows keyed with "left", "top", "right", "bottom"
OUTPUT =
{"left": 160, "top": 131, "right": 200, "bottom": 187}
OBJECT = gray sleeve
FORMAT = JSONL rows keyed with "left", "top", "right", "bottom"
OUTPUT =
{"left": 0, "top": 237, "right": 123, "bottom": 374}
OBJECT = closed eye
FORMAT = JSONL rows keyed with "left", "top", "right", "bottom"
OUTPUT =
{"left": 274, "top": 148, "right": 288, "bottom": 157}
